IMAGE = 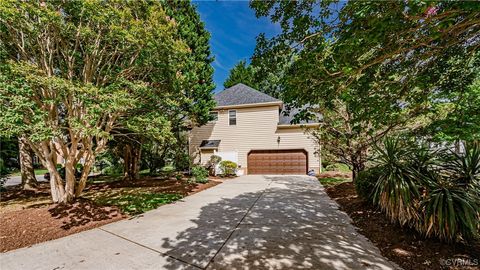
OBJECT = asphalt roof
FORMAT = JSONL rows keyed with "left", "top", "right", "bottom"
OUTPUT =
{"left": 278, "top": 106, "right": 322, "bottom": 125}
{"left": 214, "top": 83, "right": 280, "bottom": 107}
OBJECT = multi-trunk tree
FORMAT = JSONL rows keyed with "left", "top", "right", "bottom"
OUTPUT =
{"left": 251, "top": 1, "right": 480, "bottom": 179}
{"left": 0, "top": 0, "right": 194, "bottom": 203}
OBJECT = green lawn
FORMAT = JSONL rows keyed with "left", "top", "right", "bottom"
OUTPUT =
{"left": 318, "top": 177, "right": 351, "bottom": 187}
{"left": 94, "top": 192, "right": 183, "bottom": 215}
{"left": 324, "top": 163, "right": 351, "bottom": 173}
{"left": 10, "top": 168, "right": 48, "bottom": 176}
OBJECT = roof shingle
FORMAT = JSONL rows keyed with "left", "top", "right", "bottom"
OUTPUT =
{"left": 214, "top": 83, "right": 280, "bottom": 107}
{"left": 278, "top": 106, "right": 321, "bottom": 125}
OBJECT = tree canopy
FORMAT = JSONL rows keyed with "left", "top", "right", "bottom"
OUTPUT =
{"left": 223, "top": 60, "right": 258, "bottom": 89}
{"left": 0, "top": 0, "right": 214, "bottom": 202}
{"left": 250, "top": 1, "right": 480, "bottom": 178}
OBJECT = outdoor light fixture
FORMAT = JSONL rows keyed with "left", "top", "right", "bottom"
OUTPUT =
{"left": 277, "top": 136, "right": 281, "bottom": 144}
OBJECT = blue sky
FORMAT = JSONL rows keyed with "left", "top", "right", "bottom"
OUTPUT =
{"left": 194, "top": 1, "right": 281, "bottom": 92}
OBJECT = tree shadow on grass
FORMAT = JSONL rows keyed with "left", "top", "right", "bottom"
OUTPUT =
{"left": 158, "top": 176, "right": 397, "bottom": 270}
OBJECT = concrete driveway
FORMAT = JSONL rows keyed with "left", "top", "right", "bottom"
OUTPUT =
{"left": 0, "top": 175, "right": 398, "bottom": 270}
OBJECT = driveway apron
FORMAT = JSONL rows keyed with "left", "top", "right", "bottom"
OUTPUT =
{"left": 0, "top": 175, "right": 399, "bottom": 270}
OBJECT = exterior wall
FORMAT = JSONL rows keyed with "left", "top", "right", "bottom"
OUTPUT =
{"left": 189, "top": 105, "right": 320, "bottom": 173}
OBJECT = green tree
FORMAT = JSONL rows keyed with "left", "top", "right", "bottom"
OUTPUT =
{"left": 0, "top": 0, "right": 190, "bottom": 203}
{"left": 416, "top": 51, "right": 480, "bottom": 144}
{"left": 224, "top": 56, "right": 286, "bottom": 99}
{"left": 224, "top": 60, "right": 258, "bottom": 89}
{"left": 90, "top": 1, "right": 216, "bottom": 180}
{"left": 163, "top": 0, "right": 216, "bottom": 171}
{"left": 251, "top": 1, "right": 480, "bottom": 179}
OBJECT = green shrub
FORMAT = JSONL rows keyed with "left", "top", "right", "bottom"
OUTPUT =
{"left": 219, "top": 160, "right": 237, "bottom": 176}
{"left": 370, "top": 137, "right": 480, "bottom": 242}
{"left": 371, "top": 137, "right": 421, "bottom": 226}
{"left": 419, "top": 170, "right": 480, "bottom": 242}
{"left": 355, "top": 167, "right": 381, "bottom": 201}
{"left": 191, "top": 165, "right": 208, "bottom": 183}
{"left": 175, "top": 172, "right": 183, "bottom": 180}
{"left": 442, "top": 142, "right": 480, "bottom": 186}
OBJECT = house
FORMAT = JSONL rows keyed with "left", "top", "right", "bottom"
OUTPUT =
{"left": 189, "top": 83, "right": 321, "bottom": 175}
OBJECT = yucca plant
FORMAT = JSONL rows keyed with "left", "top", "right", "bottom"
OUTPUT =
{"left": 442, "top": 142, "right": 480, "bottom": 187}
{"left": 407, "top": 143, "right": 439, "bottom": 176}
{"left": 372, "top": 137, "right": 421, "bottom": 226}
{"left": 420, "top": 170, "right": 480, "bottom": 242}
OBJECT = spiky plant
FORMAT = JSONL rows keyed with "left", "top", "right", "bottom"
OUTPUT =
{"left": 407, "top": 143, "right": 439, "bottom": 176}
{"left": 442, "top": 142, "right": 480, "bottom": 187}
{"left": 372, "top": 137, "right": 421, "bottom": 226}
{"left": 420, "top": 170, "right": 480, "bottom": 242}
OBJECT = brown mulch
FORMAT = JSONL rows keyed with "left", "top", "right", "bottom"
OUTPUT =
{"left": 325, "top": 182, "right": 480, "bottom": 270}
{"left": 0, "top": 176, "right": 222, "bottom": 253}
{"left": 0, "top": 199, "right": 124, "bottom": 252}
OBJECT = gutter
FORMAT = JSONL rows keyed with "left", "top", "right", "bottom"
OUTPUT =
{"left": 214, "top": 101, "right": 283, "bottom": 110}
{"left": 277, "top": 123, "right": 321, "bottom": 129}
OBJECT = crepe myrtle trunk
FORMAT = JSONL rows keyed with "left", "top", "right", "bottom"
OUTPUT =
{"left": 45, "top": 153, "right": 96, "bottom": 203}
{"left": 18, "top": 135, "right": 38, "bottom": 190}
{"left": 123, "top": 143, "right": 142, "bottom": 181}
{"left": 27, "top": 138, "right": 104, "bottom": 204}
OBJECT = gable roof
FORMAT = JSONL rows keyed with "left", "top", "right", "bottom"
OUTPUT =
{"left": 214, "top": 83, "right": 281, "bottom": 107}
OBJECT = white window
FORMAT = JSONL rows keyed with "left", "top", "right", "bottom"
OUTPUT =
{"left": 229, "top": 110, "right": 236, "bottom": 125}
{"left": 210, "top": 111, "right": 218, "bottom": 121}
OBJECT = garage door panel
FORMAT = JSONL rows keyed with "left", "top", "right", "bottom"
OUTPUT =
{"left": 248, "top": 150, "right": 307, "bottom": 175}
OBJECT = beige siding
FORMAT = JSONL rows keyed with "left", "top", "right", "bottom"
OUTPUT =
{"left": 189, "top": 105, "right": 320, "bottom": 173}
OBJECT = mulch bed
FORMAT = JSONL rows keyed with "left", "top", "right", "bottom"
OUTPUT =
{"left": 0, "top": 199, "right": 124, "bottom": 252}
{"left": 0, "top": 176, "right": 222, "bottom": 253}
{"left": 325, "top": 182, "right": 480, "bottom": 270}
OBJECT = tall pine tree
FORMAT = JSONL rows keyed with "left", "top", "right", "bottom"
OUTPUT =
{"left": 163, "top": 0, "right": 216, "bottom": 170}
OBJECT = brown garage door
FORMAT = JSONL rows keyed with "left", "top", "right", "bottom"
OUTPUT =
{"left": 247, "top": 149, "right": 308, "bottom": 175}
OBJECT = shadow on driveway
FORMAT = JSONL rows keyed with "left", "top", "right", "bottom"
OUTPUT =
{"left": 158, "top": 176, "right": 397, "bottom": 270}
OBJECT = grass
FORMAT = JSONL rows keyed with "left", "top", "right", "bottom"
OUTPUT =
{"left": 95, "top": 192, "right": 183, "bottom": 215}
{"left": 9, "top": 168, "right": 49, "bottom": 176}
{"left": 324, "top": 163, "right": 351, "bottom": 173}
{"left": 318, "top": 177, "right": 351, "bottom": 187}
{"left": 87, "top": 174, "right": 123, "bottom": 184}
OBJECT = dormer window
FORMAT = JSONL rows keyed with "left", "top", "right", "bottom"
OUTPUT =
{"left": 229, "top": 110, "right": 236, "bottom": 125}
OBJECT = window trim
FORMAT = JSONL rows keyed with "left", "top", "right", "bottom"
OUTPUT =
{"left": 228, "top": 110, "right": 237, "bottom": 126}
{"left": 209, "top": 111, "right": 218, "bottom": 122}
